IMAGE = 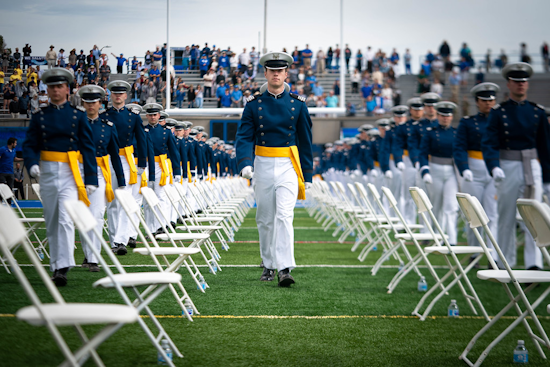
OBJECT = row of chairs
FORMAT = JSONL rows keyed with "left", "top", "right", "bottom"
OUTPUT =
{"left": 305, "top": 180, "right": 550, "bottom": 366}
{"left": 0, "top": 177, "right": 253, "bottom": 366}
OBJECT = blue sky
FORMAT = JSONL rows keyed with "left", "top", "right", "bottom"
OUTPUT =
{"left": 2, "top": 0, "right": 549, "bottom": 72}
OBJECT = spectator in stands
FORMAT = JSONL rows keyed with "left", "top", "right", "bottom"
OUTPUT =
{"left": 3, "top": 83, "right": 14, "bottom": 110}
{"left": 372, "top": 66, "right": 384, "bottom": 84}
{"left": 195, "top": 85, "right": 203, "bottom": 108}
{"left": 86, "top": 50, "right": 95, "bottom": 70}
{"left": 302, "top": 44, "right": 313, "bottom": 68}
{"left": 229, "top": 52, "right": 238, "bottom": 75}
{"left": 459, "top": 56, "right": 470, "bottom": 85}
{"left": 448, "top": 68, "right": 461, "bottom": 103}
{"left": 292, "top": 47, "right": 300, "bottom": 66}
{"left": 520, "top": 42, "right": 530, "bottom": 63}
{"left": 202, "top": 68, "right": 214, "bottom": 98}
{"left": 111, "top": 53, "right": 127, "bottom": 74}
{"left": 231, "top": 85, "right": 242, "bottom": 107}
{"left": 69, "top": 84, "right": 81, "bottom": 107}
{"left": 216, "top": 80, "right": 227, "bottom": 108}
{"left": 221, "top": 88, "right": 231, "bottom": 107}
{"left": 23, "top": 44, "right": 32, "bottom": 71}
{"left": 161, "top": 43, "right": 167, "bottom": 67}
{"left": 316, "top": 48, "right": 326, "bottom": 74}
{"left": 475, "top": 67, "right": 484, "bottom": 84}
{"left": 199, "top": 54, "right": 210, "bottom": 77}
{"left": 460, "top": 43, "right": 472, "bottom": 64}
{"left": 333, "top": 79, "right": 340, "bottom": 96}
{"left": 431, "top": 56, "right": 444, "bottom": 82}
{"left": 334, "top": 44, "right": 341, "bottom": 70}
{"left": 174, "top": 83, "right": 185, "bottom": 108}
{"left": 218, "top": 51, "right": 229, "bottom": 72}
{"left": 250, "top": 47, "right": 259, "bottom": 70}
{"left": 87, "top": 66, "right": 97, "bottom": 84}
{"left": 92, "top": 45, "right": 101, "bottom": 70}
{"left": 498, "top": 49, "right": 508, "bottom": 70}
{"left": 9, "top": 96, "right": 20, "bottom": 118}
{"left": 19, "top": 91, "right": 30, "bottom": 117}
{"left": 38, "top": 90, "right": 48, "bottom": 107}
{"left": 131, "top": 56, "right": 138, "bottom": 72}
{"left": 431, "top": 78, "right": 443, "bottom": 96}
{"left": 238, "top": 48, "right": 250, "bottom": 73}
{"left": 404, "top": 49, "right": 412, "bottom": 74}
{"left": 485, "top": 49, "right": 492, "bottom": 73}
{"left": 417, "top": 69, "right": 429, "bottom": 93}
{"left": 541, "top": 42, "right": 549, "bottom": 73}
{"left": 131, "top": 80, "right": 141, "bottom": 103}
{"left": 351, "top": 69, "right": 361, "bottom": 94}
{"left": 28, "top": 81, "right": 38, "bottom": 98}
{"left": 14, "top": 80, "right": 27, "bottom": 98}
{"left": 354, "top": 49, "right": 363, "bottom": 73}
{"left": 326, "top": 47, "right": 333, "bottom": 72}
{"left": 12, "top": 48, "right": 21, "bottom": 68}
{"left": 312, "top": 81, "right": 324, "bottom": 97}
{"left": 68, "top": 49, "right": 77, "bottom": 68}
{"left": 0, "top": 137, "right": 23, "bottom": 195}
{"left": 46, "top": 45, "right": 56, "bottom": 69}
{"left": 0, "top": 68, "right": 4, "bottom": 94}
{"left": 439, "top": 40, "right": 451, "bottom": 59}
{"left": 14, "top": 163, "right": 24, "bottom": 199}
{"left": 326, "top": 90, "right": 338, "bottom": 108}
{"left": 243, "top": 64, "right": 256, "bottom": 82}
{"left": 190, "top": 45, "right": 199, "bottom": 70}
{"left": 30, "top": 93, "right": 40, "bottom": 114}
{"left": 381, "top": 83, "right": 393, "bottom": 110}
{"left": 10, "top": 65, "right": 23, "bottom": 83}
{"left": 202, "top": 43, "right": 211, "bottom": 57}
{"left": 345, "top": 45, "right": 352, "bottom": 71}
{"left": 57, "top": 48, "right": 66, "bottom": 67}
{"left": 144, "top": 50, "right": 152, "bottom": 69}
{"left": 390, "top": 49, "right": 399, "bottom": 64}
{"left": 99, "top": 61, "right": 111, "bottom": 81}
{"left": 187, "top": 84, "right": 196, "bottom": 108}
{"left": 143, "top": 80, "right": 157, "bottom": 104}
{"left": 149, "top": 64, "right": 160, "bottom": 79}
{"left": 421, "top": 59, "right": 431, "bottom": 76}
{"left": 76, "top": 50, "right": 86, "bottom": 68}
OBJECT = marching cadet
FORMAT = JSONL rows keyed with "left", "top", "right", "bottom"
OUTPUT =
{"left": 453, "top": 83, "right": 500, "bottom": 254}
{"left": 419, "top": 93, "right": 441, "bottom": 126}
{"left": 367, "top": 128, "right": 382, "bottom": 191}
{"left": 419, "top": 102, "right": 459, "bottom": 246}
{"left": 392, "top": 103, "right": 416, "bottom": 223}
{"left": 481, "top": 62, "right": 550, "bottom": 270}
{"left": 22, "top": 68, "right": 98, "bottom": 286}
{"left": 102, "top": 80, "right": 147, "bottom": 254}
{"left": 142, "top": 103, "right": 181, "bottom": 234}
{"left": 78, "top": 85, "right": 126, "bottom": 271}
{"left": 383, "top": 118, "right": 403, "bottom": 210}
{"left": 235, "top": 51, "right": 313, "bottom": 287}
{"left": 355, "top": 124, "right": 374, "bottom": 181}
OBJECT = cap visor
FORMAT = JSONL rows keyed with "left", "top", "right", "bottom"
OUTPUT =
{"left": 265, "top": 66, "right": 288, "bottom": 70}
{"left": 508, "top": 77, "right": 529, "bottom": 81}
{"left": 82, "top": 98, "right": 101, "bottom": 103}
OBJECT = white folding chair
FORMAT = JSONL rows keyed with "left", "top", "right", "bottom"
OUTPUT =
{"left": 408, "top": 187, "right": 489, "bottom": 321}
{"left": 0, "top": 205, "right": 139, "bottom": 367}
{"left": 64, "top": 199, "right": 185, "bottom": 366}
{"left": 115, "top": 188, "right": 205, "bottom": 316}
{"left": 459, "top": 196, "right": 550, "bottom": 366}
{"left": 0, "top": 183, "right": 48, "bottom": 264}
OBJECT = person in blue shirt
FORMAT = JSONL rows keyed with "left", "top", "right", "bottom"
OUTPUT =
{"left": 0, "top": 137, "right": 23, "bottom": 195}
{"left": 190, "top": 45, "right": 199, "bottom": 70}
{"left": 153, "top": 46, "right": 163, "bottom": 69}
{"left": 236, "top": 51, "right": 313, "bottom": 287}
{"left": 218, "top": 51, "right": 230, "bottom": 71}
{"left": 216, "top": 80, "right": 227, "bottom": 108}
{"left": 454, "top": 82, "right": 500, "bottom": 257}
{"left": 131, "top": 57, "right": 138, "bottom": 72}
{"left": 302, "top": 45, "right": 313, "bottom": 68}
{"left": 221, "top": 88, "right": 232, "bottom": 107}
{"left": 23, "top": 68, "right": 98, "bottom": 286}
{"left": 231, "top": 85, "right": 243, "bottom": 107}
{"left": 198, "top": 54, "right": 210, "bottom": 77}
{"left": 77, "top": 85, "right": 125, "bottom": 272}
{"left": 419, "top": 101, "right": 459, "bottom": 245}
{"left": 481, "top": 62, "right": 550, "bottom": 270}
{"left": 149, "top": 65, "right": 160, "bottom": 78}
{"left": 111, "top": 53, "right": 127, "bottom": 74}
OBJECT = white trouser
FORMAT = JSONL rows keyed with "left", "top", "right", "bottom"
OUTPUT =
{"left": 389, "top": 159, "right": 403, "bottom": 215}
{"left": 40, "top": 161, "right": 78, "bottom": 272}
{"left": 497, "top": 159, "right": 543, "bottom": 269}
{"left": 254, "top": 156, "right": 298, "bottom": 271}
{"left": 144, "top": 162, "right": 170, "bottom": 231}
{"left": 107, "top": 154, "right": 133, "bottom": 246}
{"left": 460, "top": 157, "right": 498, "bottom": 260}
{"left": 426, "top": 163, "right": 458, "bottom": 244}
{"left": 369, "top": 166, "right": 383, "bottom": 213}
{"left": 81, "top": 166, "right": 107, "bottom": 264}
{"left": 401, "top": 156, "right": 417, "bottom": 224}
{"left": 128, "top": 169, "right": 144, "bottom": 239}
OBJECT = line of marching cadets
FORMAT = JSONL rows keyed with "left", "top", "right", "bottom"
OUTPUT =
{"left": 315, "top": 62, "right": 550, "bottom": 271}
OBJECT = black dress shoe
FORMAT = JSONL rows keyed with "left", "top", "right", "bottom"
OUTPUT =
{"left": 154, "top": 227, "right": 165, "bottom": 236}
{"left": 170, "top": 221, "right": 176, "bottom": 229}
{"left": 260, "top": 267, "right": 275, "bottom": 281}
{"left": 527, "top": 266, "right": 543, "bottom": 271}
{"left": 52, "top": 267, "right": 69, "bottom": 287}
{"left": 128, "top": 237, "right": 137, "bottom": 248}
{"left": 260, "top": 260, "right": 264, "bottom": 268}
{"left": 278, "top": 268, "right": 295, "bottom": 287}
{"left": 88, "top": 263, "right": 100, "bottom": 272}
{"left": 115, "top": 243, "right": 127, "bottom": 256}
{"left": 82, "top": 258, "right": 89, "bottom": 268}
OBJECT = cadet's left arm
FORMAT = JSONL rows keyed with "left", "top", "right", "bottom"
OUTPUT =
{"left": 108, "top": 124, "right": 126, "bottom": 187}
{"left": 536, "top": 110, "right": 550, "bottom": 183}
{"left": 134, "top": 116, "right": 147, "bottom": 168}
{"left": 78, "top": 114, "right": 99, "bottom": 186}
{"left": 168, "top": 134, "right": 181, "bottom": 176}
{"left": 296, "top": 103, "right": 313, "bottom": 182}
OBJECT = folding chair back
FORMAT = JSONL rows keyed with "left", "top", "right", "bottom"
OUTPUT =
{"left": 409, "top": 186, "right": 432, "bottom": 214}
{"left": 517, "top": 199, "right": 550, "bottom": 249}
{"left": 0, "top": 183, "right": 15, "bottom": 203}
{"left": 0, "top": 205, "right": 27, "bottom": 250}
{"left": 456, "top": 192, "right": 490, "bottom": 230}
{"left": 32, "top": 183, "right": 41, "bottom": 201}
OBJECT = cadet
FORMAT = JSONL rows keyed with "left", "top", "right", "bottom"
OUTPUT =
{"left": 356, "top": 124, "right": 374, "bottom": 182}
{"left": 78, "top": 85, "right": 126, "bottom": 271}
{"left": 235, "top": 51, "right": 313, "bottom": 287}
{"left": 419, "top": 102, "right": 459, "bottom": 246}
{"left": 22, "top": 68, "right": 98, "bottom": 286}
{"left": 142, "top": 103, "right": 181, "bottom": 234}
{"left": 367, "top": 127, "right": 382, "bottom": 192}
{"left": 102, "top": 80, "right": 148, "bottom": 254}
{"left": 454, "top": 83, "right": 500, "bottom": 254}
{"left": 481, "top": 62, "right": 550, "bottom": 270}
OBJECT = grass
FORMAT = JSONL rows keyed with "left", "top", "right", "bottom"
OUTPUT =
{"left": 0, "top": 208, "right": 549, "bottom": 366}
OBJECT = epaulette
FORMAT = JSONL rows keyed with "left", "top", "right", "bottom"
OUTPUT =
{"left": 426, "top": 127, "right": 432, "bottom": 131}
{"left": 144, "top": 127, "right": 149, "bottom": 133}
{"left": 290, "top": 93, "right": 306, "bottom": 102}
{"left": 245, "top": 95, "right": 256, "bottom": 103}
{"left": 131, "top": 109, "right": 140, "bottom": 115}
{"left": 76, "top": 105, "right": 86, "bottom": 112}
{"left": 492, "top": 104, "right": 501, "bottom": 110}
{"left": 412, "top": 121, "right": 419, "bottom": 125}
{"left": 529, "top": 101, "right": 545, "bottom": 110}
{"left": 463, "top": 115, "right": 470, "bottom": 119}
{"left": 103, "top": 119, "right": 114, "bottom": 127}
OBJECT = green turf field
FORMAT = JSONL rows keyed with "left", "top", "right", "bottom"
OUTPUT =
{"left": 1, "top": 208, "right": 549, "bottom": 366}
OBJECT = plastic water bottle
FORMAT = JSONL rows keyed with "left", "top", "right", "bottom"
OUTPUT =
{"left": 183, "top": 299, "right": 193, "bottom": 317}
{"left": 197, "top": 275, "right": 206, "bottom": 290}
{"left": 157, "top": 339, "right": 173, "bottom": 365}
{"left": 209, "top": 260, "right": 218, "bottom": 273}
{"left": 372, "top": 244, "right": 377, "bottom": 251}
{"left": 448, "top": 299, "right": 459, "bottom": 318}
{"left": 398, "top": 261, "right": 405, "bottom": 272}
{"left": 417, "top": 276, "right": 428, "bottom": 292}
{"left": 36, "top": 248, "right": 44, "bottom": 261}
{"left": 513, "top": 340, "right": 528, "bottom": 364}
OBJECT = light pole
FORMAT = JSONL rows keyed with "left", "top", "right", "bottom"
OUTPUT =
{"left": 166, "top": 0, "right": 171, "bottom": 110}
{"left": 262, "top": 0, "right": 267, "bottom": 55}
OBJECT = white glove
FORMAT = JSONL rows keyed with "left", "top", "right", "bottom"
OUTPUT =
{"left": 370, "top": 169, "right": 379, "bottom": 178}
{"left": 397, "top": 162, "right": 405, "bottom": 171}
{"left": 385, "top": 170, "right": 393, "bottom": 179}
{"left": 344, "top": 171, "right": 350, "bottom": 176}
{"left": 147, "top": 181, "right": 155, "bottom": 189}
{"left": 29, "top": 165, "right": 40, "bottom": 178}
{"left": 240, "top": 166, "right": 254, "bottom": 179}
{"left": 462, "top": 169, "right": 474, "bottom": 182}
{"left": 362, "top": 174, "right": 368, "bottom": 181}
{"left": 415, "top": 162, "right": 420, "bottom": 170}
{"left": 86, "top": 185, "right": 98, "bottom": 196}
{"left": 354, "top": 169, "right": 362, "bottom": 176}
{"left": 305, "top": 182, "right": 313, "bottom": 190}
{"left": 492, "top": 167, "right": 505, "bottom": 182}
{"left": 174, "top": 175, "right": 181, "bottom": 183}
{"left": 137, "top": 167, "right": 145, "bottom": 176}
{"left": 423, "top": 173, "right": 433, "bottom": 184}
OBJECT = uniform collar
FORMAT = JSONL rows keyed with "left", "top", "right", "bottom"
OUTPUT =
{"left": 508, "top": 97, "right": 527, "bottom": 106}
{"left": 110, "top": 105, "right": 126, "bottom": 112}
{"left": 437, "top": 123, "right": 451, "bottom": 130}
{"left": 88, "top": 116, "right": 100, "bottom": 123}
{"left": 50, "top": 101, "right": 68, "bottom": 110}
{"left": 266, "top": 88, "right": 285, "bottom": 99}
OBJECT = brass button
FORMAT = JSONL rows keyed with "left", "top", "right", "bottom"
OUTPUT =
{"left": 70, "top": 138, "right": 74, "bottom": 142}
{"left": 291, "top": 100, "right": 294, "bottom": 103}
{"left": 128, "top": 125, "right": 131, "bottom": 128}
{"left": 291, "top": 116, "right": 294, "bottom": 120}
{"left": 40, "top": 117, "right": 44, "bottom": 121}
{"left": 258, "top": 107, "right": 262, "bottom": 111}
{"left": 262, "top": 141, "right": 265, "bottom": 145}
{"left": 261, "top": 133, "right": 264, "bottom": 136}
{"left": 291, "top": 107, "right": 295, "bottom": 111}
{"left": 258, "top": 99, "right": 262, "bottom": 103}
{"left": 286, "top": 142, "right": 289, "bottom": 145}
{"left": 41, "top": 125, "right": 45, "bottom": 128}
{"left": 259, "top": 116, "right": 263, "bottom": 119}
{"left": 71, "top": 132, "right": 74, "bottom": 135}
{"left": 289, "top": 126, "right": 292, "bottom": 129}
{"left": 73, "top": 116, "right": 77, "bottom": 119}
{"left": 260, "top": 125, "right": 263, "bottom": 128}
{"left": 99, "top": 140, "right": 103, "bottom": 143}
{"left": 72, "top": 124, "right": 76, "bottom": 127}
{"left": 288, "top": 133, "right": 291, "bottom": 136}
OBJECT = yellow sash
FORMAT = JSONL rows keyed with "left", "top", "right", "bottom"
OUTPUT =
{"left": 40, "top": 151, "right": 90, "bottom": 206}
{"left": 255, "top": 145, "right": 306, "bottom": 200}
{"left": 468, "top": 150, "right": 483, "bottom": 160}
{"left": 403, "top": 149, "right": 409, "bottom": 156}
{"left": 167, "top": 158, "right": 173, "bottom": 184}
{"left": 97, "top": 156, "right": 114, "bottom": 202}
{"left": 374, "top": 161, "right": 380, "bottom": 168}
{"left": 119, "top": 146, "right": 138, "bottom": 185}
{"left": 217, "top": 162, "right": 220, "bottom": 176}
{"left": 187, "top": 161, "right": 192, "bottom": 183}
{"left": 154, "top": 154, "right": 170, "bottom": 186}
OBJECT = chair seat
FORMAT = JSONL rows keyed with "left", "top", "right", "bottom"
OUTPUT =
{"left": 133, "top": 247, "right": 201, "bottom": 256}
{"left": 176, "top": 225, "right": 223, "bottom": 231}
{"left": 378, "top": 224, "right": 424, "bottom": 230}
{"left": 19, "top": 218, "right": 45, "bottom": 223}
{"left": 395, "top": 233, "right": 447, "bottom": 241}
{"left": 424, "top": 246, "right": 492, "bottom": 255}
{"left": 93, "top": 272, "right": 182, "bottom": 288}
{"left": 17, "top": 303, "right": 139, "bottom": 326}
{"left": 189, "top": 217, "right": 225, "bottom": 222}
{"left": 478, "top": 270, "right": 550, "bottom": 283}
{"left": 155, "top": 233, "right": 210, "bottom": 241}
